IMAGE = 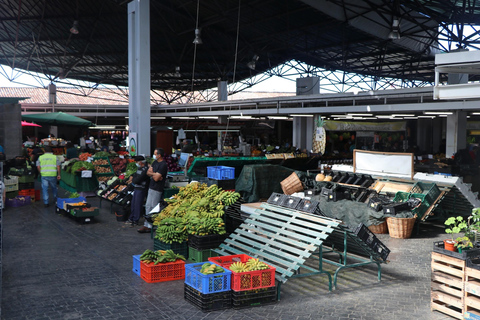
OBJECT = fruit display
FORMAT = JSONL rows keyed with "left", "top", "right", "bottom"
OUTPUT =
{"left": 199, "top": 262, "right": 225, "bottom": 275}
{"left": 228, "top": 258, "right": 269, "bottom": 273}
{"left": 97, "top": 176, "right": 113, "bottom": 182}
{"left": 110, "top": 157, "right": 128, "bottom": 175}
{"left": 107, "top": 192, "right": 118, "bottom": 200}
{"left": 164, "top": 155, "right": 182, "bottom": 172}
{"left": 140, "top": 249, "right": 185, "bottom": 264}
{"left": 156, "top": 217, "right": 188, "bottom": 243}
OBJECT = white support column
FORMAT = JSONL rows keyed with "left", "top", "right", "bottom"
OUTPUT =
{"left": 446, "top": 110, "right": 467, "bottom": 158}
{"left": 293, "top": 117, "right": 307, "bottom": 149}
{"left": 128, "top": 0, "right": 151, "bottom": 156}
{"left": 305, "top": 116, "right": 314, "bottom": 152}
{"left": 218, "top": 81, "right": 228, "bottom": 101}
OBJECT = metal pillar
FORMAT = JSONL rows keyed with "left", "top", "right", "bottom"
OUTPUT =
{"left": 446, "top": 111, "right": 467, "bottom": 158}
{"left": 218, "top": 81, "right": 228, "bottom": 101}
{"left": 128, "top": 0, "right": 151, "bottom": 156}
{"left": 0, "top": 103, "right": 22, "bottom": 158}
{"left": 292, "top": 116, "right": 314, "bottom": 151}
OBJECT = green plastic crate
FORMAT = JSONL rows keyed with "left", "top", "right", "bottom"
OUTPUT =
{"left": 410, "top": 182, "right": 441, "bottom": 204}
{"left": 188, "top": 247, "right": 219, "bottom": 263}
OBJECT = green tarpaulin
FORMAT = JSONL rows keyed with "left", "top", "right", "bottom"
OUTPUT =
{"left": 22, "top": 112, "right": 93, "bottom": 127}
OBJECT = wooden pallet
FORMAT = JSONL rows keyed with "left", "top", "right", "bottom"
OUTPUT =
{"left": 431, "top": 252, "right": 466, "bottom": 319}
{"left": 465, "top": 267, "right": 480, "bottom": 320}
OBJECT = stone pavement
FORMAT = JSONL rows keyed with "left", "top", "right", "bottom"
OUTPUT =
{"left": 2, "top": 189, "right": 453, "bottom": 320}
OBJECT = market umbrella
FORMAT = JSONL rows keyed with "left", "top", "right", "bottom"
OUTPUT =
{"left": 21, "top": 121, "right": 42, "bottom": 127}
{"left": 22, "top": 112, "right": 94, "bottom": 127}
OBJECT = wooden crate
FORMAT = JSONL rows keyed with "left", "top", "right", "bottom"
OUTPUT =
{"left": 431, "top": 252, "right": 466, "bottom": 320}
{"left": 465, "top": 267, "right": 480, "bottom": 320}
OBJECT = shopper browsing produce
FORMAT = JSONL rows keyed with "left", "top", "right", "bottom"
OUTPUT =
{"left": 125, "top": 156, "right": 149, "bottom": 227}
{"left": 138, "top": 148, "right": 168, "bottom": 233}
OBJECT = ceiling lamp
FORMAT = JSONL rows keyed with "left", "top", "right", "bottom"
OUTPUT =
{"left": 70, "top": 20, "right": 79, "bottom": 35}
{"left": 247, "top": 54, "right": 259, "bottom": 70}
{"left": 193, "top": 28, "right": 202, "bottom": 45}
{"left": 174, "top": 66, "right": 181, "bottom": 77}
{"left": 388, "top": 18, "right": 400, "bottom": 40}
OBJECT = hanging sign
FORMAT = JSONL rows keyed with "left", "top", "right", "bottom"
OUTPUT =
{"left": 315, "top": 127, "right": 324, "bottom": 142}
{"left": 128, "top": 132, "right": 137, "bottom": 157}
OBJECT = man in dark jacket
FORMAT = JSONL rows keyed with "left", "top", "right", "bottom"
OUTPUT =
{"left": 125, "top": 156, "right": 149, "bottom": 227}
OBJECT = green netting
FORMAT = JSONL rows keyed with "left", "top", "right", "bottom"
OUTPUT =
{"left": 60, "top": 169, "right": 98, "bottom": 192}
{"left": 236, "top": 164, "right": 295, "bottom": 203}
{"left": 187, "top": 156, "right": 267, "bottom": 177}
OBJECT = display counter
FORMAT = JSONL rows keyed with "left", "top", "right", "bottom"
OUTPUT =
{"left": 60, "top": 169, "right": 99, "bottom": 193}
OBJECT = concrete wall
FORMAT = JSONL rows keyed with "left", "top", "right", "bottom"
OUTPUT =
{"left": 0, "top": 103, "right": 22, "bottom": 158}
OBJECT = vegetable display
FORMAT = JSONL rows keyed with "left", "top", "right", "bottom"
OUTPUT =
{"left": 71, "top": 161, "right": 95, "bottom": 172}
{"left": 79, "top": 153, "right": 92, "bottom": 161}
{"left": 110, "top": 157, "right": 128, "bottom": 175}
{"left": 164, "top": 155, "right": 182, "bottom": 172}
{"left": 94, "top": 151, "right": 111, "bottom": 158}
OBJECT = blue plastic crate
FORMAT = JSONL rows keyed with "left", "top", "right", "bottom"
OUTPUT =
{"left": 133, "top": 255, "right": 141, "bottom": 276}
{"left": 207, "top": 166, "right": 235, "bottom": 180}
{"left": 56, "top": 196, "right": 87, "bottom": 210}
{"left": 185, "top": 262, "right": 231, "bottom": 294}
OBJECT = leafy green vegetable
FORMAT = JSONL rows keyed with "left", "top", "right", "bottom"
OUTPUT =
{"left": 68, "top": 192, "right": 80, "bottom": 198}
{"left": 71, "top": 161, "right": 95, "bottom": 172}
{"left": 94, "top": 151, "right": 111, "bottom": 158}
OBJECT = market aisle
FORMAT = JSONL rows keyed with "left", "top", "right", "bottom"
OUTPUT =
{"left": 2, "top": 194, "right": 452, "bottom": 320}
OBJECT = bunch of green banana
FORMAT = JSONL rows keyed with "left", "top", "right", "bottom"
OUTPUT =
{"left": 214, "top": 191, "right": 241, "bottom": 206}
{"left": 245, "top": 258, "right": 269, "bottom": 271}
{"left": 199, "top": 262, "right": 225, "bottom": 275}
{"left": 140, "top": 249, "right": 158, "bottom": 263}
{"left": 187, "top": 217, "right": 226, "bottom": 236}
{"left": 155, "top": 217, "right": 188, "bottom": 243}
{"left": 204, "top": 184, "right": 222, "bottom": 197}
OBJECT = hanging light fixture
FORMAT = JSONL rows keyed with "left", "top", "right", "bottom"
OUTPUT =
{"left": 388, "top": 17, "right": 400, "bottom": 40}
{"left": 193, "top": 28, "right": 202, "bottom": 45}
{"left": 70, "top": 20, "right": 79, "bottom": 34}
{"left": 174, "top": 66, "right": 181, "bottom": 77}
{"left": 247, "top": 54, "right": 259, "bottom": 70}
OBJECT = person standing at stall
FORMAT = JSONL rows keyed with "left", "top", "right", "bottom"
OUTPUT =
{"left": 37, "top": 146, "right": 61, "bottom": 207}
{"left": 126, "top": 156, "right": 149, "bottom": 227}
{"left": 138, "top": 148, "right": 168, "bottom": 233}
{"left": 31, "top": 145, "right": 44, "bottom": 179}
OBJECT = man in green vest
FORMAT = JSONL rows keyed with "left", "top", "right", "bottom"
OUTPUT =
{"left": 37, "top": 146, "right": 61, "bottom": 207}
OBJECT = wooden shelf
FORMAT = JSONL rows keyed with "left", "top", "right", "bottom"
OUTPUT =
{"left": 465, "top": 267, "right": 480, "bottom": 320}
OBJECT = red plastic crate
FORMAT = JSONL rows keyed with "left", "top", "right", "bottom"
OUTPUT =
{"left": 209, "top": 254, "right": 276, "bottom": 291}
{"left": 140, "top": 259, "right": 185, "bottom": 283}
{"left": 18, "top": 188, "right": 35, "bottom": 196}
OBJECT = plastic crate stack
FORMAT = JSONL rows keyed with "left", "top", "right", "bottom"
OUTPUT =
{"left": 208, "top": 254, "right": 277, "bottom": 309}
{"left": 207, "top": 166, "right": 235, "bottom": 191}
{"left": 4, "top": 175, "right": 18, "bottom": 198}
{"left": 7, "top": 165, "right": 37, "bottom": 205}
{"left": 153, "top": 239, "right": 189, "bottom": 259}
{"left": 132, "top": 254, "right": 186, "bottom": 283}
{"left": 184, "top": 262, "right": 232, "bottom": 312}
{"left": 187, "top": 234, "right": 226, "bottom": 263}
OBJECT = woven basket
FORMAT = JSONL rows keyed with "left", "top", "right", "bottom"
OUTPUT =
{"left": 386, "top": 216, "right": 417, "bottom": 239}
{"left": 368, "top": 221, "right": 388, "bottom": 234}
{"left": 280, "top": 172, "right": 303, "bottom": 195}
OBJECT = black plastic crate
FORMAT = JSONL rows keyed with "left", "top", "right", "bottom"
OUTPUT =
{"left": 467, "top": 257, "right": 480, "bottom": 271}
{"left": 231, "top": 286, "right": 277, "bottom": 309}
{"left": 296, "top": 198, "right": 319, "bottom": 214}
{"left": 153, "top": 239, "right": 189, "bottom": 258}
{"left": 184, "top": 284, "right": 231, "bottom": 312}
{"left": 360, "top": 176, "right": 374, "bottom": 188}
{"left": 267, "top": 193, "right": 286, "bottom": 206}
{"left": 188, "top": 234, "right": 228, "bottom": 250}
{"left": 337, "top": 173, "right": 350, "bottom": 184}
{"left": 353, "top": 223, "right": 390, "bottom": 261}
{"left": 279, "top": 195, "right": 302, "bottom": 208}
{"left": 355, "top": 189, "right": 371, "bottom": 203}
{"left": 383, "top": 202, "right": 411, "bottom": 215}
{"left": 344, "top": 175, "right": 357, "bottom": 185}
{"left": 331, "top": 171, "right": 343, "bottom": 182}
{"left": 433, "top": 241, "right": 480, "bottom": 261}
{"left": 304, "top": 189, "right": 319, "bottom": 196}
{"left": 352, "top": 175, "right": 366, "bottom": 186}
{"left": 367, "top": 195, "right": 390, "bottom": 212}
{"left": 225, "top": 214, "right": 244, "bottom": 234}
{"left": 18, "top": 182, "right": 34, "bottom": 190}
{"left": 208, "top": 178, "right": 236, "bottom": 190}
{"left": 324, "top": 189, "right": 351, "bottom": 202}
{"left": 320, "top": 186, "right": 333, "bottom": 197}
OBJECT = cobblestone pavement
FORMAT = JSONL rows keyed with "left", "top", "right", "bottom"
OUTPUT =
{"left": 2, "top": 190, "right": 452, "bottom": 320}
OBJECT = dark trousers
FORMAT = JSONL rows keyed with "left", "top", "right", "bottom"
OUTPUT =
{"left": 129, "top": 188, "right": 146, "bottom": 222}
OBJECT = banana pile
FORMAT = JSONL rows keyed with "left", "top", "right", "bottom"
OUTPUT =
{"left": 140, "top": 249, "right": 186, "bottom": 264}
{"left": 199, "top": 262, "right": 225, "bottom": 275}
{"left": 228, "top": 258, "right": 270, "bottom": 273}
{"left": 153, "top": 183, "right": 242, "bottom": 243}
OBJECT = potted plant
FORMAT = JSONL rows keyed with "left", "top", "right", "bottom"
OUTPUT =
{"left": 454, "top": 236, "right": 473, "bottom": 253}
{"left": 444, "top": 216, "right": 468, "bottom": 251}
{"left": 466, "top": 208, "right": 480, "bottom": 244}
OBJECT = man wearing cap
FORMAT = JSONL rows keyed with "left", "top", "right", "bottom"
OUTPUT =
{"left": 125, "top": 156, "right": 149, "bottom": 227}
{"left": 37, "top": 146, "right": 61, "bottom": 207}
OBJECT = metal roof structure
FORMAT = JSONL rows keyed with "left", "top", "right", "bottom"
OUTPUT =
{"left": 1, "top": 0, "right": 480, "bottom": 104}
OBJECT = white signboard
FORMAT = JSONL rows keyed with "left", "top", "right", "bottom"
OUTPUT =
{"left": 353, "top": 149, "right": 414, "bottom": 179}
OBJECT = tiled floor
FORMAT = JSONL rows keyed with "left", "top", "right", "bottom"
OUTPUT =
{"left": 2, "top": 190, "right": 453, "bottom": 319}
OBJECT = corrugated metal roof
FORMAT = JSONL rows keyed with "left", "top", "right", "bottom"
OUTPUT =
{"left": 0, "top": 87, "right": 292, "bottom": 105}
